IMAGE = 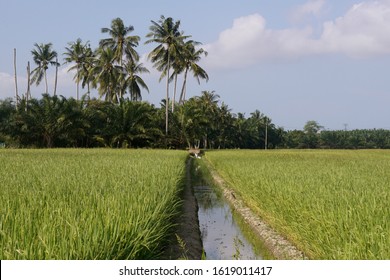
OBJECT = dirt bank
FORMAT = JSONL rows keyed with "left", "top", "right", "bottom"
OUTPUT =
{"left": 203, "top": 158, "right": 307, "bottom": 260}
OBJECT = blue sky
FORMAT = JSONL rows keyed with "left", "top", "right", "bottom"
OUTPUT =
{"left": 1, "top": 0, "right": 390, "bottom": 130}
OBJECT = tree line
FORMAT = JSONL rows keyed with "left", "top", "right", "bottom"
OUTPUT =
{"left": 282, "top": 120, "right": 390, "bottom": 149}
{"left": 0, "top": 91, "right": 282, "bottom": 149}
{"left": 1, "top": 95, "right": 389, "bottom": 149}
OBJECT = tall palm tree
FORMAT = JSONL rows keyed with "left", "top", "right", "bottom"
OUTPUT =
{"left": 122, "top": 60, "right": 149, "bottom": 101}
{"left": 54, "top": 57, "right": 59, "bottom": 96}
{"left": 91, "top": 47, "right": 123, "bottom": 103}
{"left": 63, "top": 39, "right": 92, "bottom": 100}
{"left": 100, "top": 17, "right": 140, "bottom": 65}
{"left": 30, "top": 43, "right": 60, "bottom": 94}
{"left": 158, "top": 42, "right": 191, "bottom": 112}
{"left": 179, "top": 41, "right": 209, "bottom": 104}
{"left": 167, "top": 54, "right": 185, "bottom": 112}
{"left": 79, "top": 46, "right": 94, "bottom": 99}
{"left": 145, "top": 15, "right": 189, "bottom": 135}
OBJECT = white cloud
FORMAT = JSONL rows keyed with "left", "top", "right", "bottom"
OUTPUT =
{"left": 320, "top": 1, "right": 390, "bottom": 57}
{"left": 203, "top": 14, "right": 315, "bottom": 68}
{"left": 204, "top": 1, "right": 390, "bottom": 69}
{"left": 291, "top": 0, "right": 326, "bottom": 22}
{"left": 203, "top": 14, "right": 266, "bottom": 68}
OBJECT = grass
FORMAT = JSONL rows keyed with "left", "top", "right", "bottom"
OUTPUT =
{"left": 206, "top": 150, "right": 390, "bottom": 259}
{"left": 0, "top": 149, "right": 187, "bottom": 259}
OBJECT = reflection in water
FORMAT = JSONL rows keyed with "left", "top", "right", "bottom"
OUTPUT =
{"left": 194, "top": 185, "right": 262, "bottom": 260}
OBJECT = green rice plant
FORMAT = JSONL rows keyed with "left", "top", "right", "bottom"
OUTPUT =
{"left": 0, "top": 149, "right": 187, "bottom": 259}
{"left": 206, "top": 150, "right": 390, "bottom": 259}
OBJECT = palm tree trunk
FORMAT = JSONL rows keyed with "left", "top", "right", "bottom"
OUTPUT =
{"left": 265, "top": 122, "right": 268, "bottom": 150}
{"left": 165, "top": 53, "right": 170, "bottom": 135}
{"left": 26, "top": 61, "right": 31, "bottom": 112}
{"left": 44, "top": 70, "right": 48, "bottom": 94}
{"left": 179, "top": 68, "right": 188, "bottom": 104}
{"left": 76, "top": 67, "right": 80, "bottom": 101}
{"left": 172, "top": 73, "right": 178, "bottom": 112}
{"left": 77, "top": 80, "right": 80, "bottom": 101}
{"left": 54, "top": 58, "right": 58, "bottom": 96}
{"left": 13, "top": 48, "right": 19, "bottom": 109}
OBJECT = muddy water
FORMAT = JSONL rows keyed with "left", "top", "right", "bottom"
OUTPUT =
{"left": 194, "top": 184, "right": 262, "bottom": 260}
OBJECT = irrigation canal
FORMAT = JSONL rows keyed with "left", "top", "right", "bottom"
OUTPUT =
{"left": 193, "top": 183, "right": 263, "bottom": 260}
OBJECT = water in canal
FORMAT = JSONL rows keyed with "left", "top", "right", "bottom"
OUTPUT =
{"left": 194, "top": 184, "right": 263, "bottom": 260}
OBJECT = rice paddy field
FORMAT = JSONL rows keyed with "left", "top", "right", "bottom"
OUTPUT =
{"left": 206, "top": 150, "right": 390, "bottom": 260}
{"left": 2, "top": 148, "right": 389, "bottom": 260}
{"left": 0, "top": 149, "right": 187, "bottom": 260}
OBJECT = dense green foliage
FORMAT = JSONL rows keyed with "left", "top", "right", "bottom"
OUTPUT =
{"left": 282, "top": 129, "right": 390, "bottom": 149}
{"left": 0, "top": 149, "right": 186, "bottom": 259}
{"left": 206, "top": 150, "right": 390, "bottom": 259}
{"left": 0, "top": 93, "right": 282, "bottom": 149}
{"left": 2, "top": 95, "right": 389, "bottom": 149}
{"left": 283, "top": 120, "right": 390, "bottom": 149}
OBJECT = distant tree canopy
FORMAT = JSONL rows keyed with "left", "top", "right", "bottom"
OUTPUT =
{"left": 2, "top": 95, "right": 389, "bottom": 149}
{"left": 0, "top": 93, "right": 283, "bottom": 149}
{"left": 282, "top": 121, "right": 390, "bottom": 149}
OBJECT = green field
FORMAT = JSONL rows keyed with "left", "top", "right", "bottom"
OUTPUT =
{"left": 2, "top": 149, "right": 389, "bottom": 260}
{"left": 206, "top": 150, "right": 390, "bottom": 259}
{"left": 0, "top": 149, "right": 186, "bottom": 259}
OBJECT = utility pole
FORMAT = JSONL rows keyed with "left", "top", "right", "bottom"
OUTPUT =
{"left": 14, "top": 48, "right": 19, "bottom": 109}
{"left": 343, "top": 123, "right": 348, "bottom": 131}
{"left": 26, "top": 61, "right": 31, "bottom": 111}
{"left": 54, "top": 57, "right": 58, "bottom": 96}
{"left": 265, "top": 122, "right": 268, "bottom": 150}
{"left": 264, "top": 117, "right": 269, "bottom": 150}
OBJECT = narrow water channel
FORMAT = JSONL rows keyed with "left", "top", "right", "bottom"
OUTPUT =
{"left": 194, "top": 184, "right": 263, "bottom": 260}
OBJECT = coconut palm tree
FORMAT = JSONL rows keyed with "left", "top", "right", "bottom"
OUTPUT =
{"left": 161, "top": 40, "right": 208, "bottom": 111}
{"left": 145, "top": 15, "right": 189, "bottom": 135}
{"left": 30, "top": 43, "right": 60, "bottom": 94}
{"left": 167, "top": 54, "right": 185, "bottom": 112}
{"left": 91, "top": 47, "right": 123, "bottom": 103}
{"left": 63, "top": 39, "right": 92, "bottom": 100}
{"left": 122, "top": 60, "right": 149, "bottom": 101}
{"left": 178, "top": 41, "right": 209, "bottom": 104}
{"left": 79, "top": 46, "right": 94, "bottom": 99}
{"left": 100, "top": 17, "right": 140, "bottom": 65}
